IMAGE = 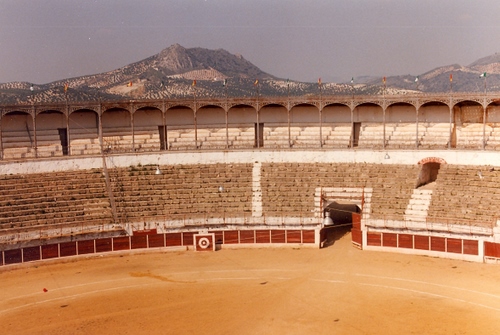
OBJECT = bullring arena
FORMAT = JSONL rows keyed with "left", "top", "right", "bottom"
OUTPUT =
{"left": 1, "top": 93, "right": 500, "bottom": 333}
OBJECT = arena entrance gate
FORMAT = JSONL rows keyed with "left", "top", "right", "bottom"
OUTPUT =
{"left": 316, "top": 187, "right": 371, "bottom": 248}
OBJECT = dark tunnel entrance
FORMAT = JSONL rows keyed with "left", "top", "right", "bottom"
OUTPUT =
{"left": 323, "top": 201, "right": 361, "bottom": 226}
{"left": 321, "top": 201, "right": 361, "bottom": 248}
{"left": 416, "top": 162, "right": 441, "bottom": 188}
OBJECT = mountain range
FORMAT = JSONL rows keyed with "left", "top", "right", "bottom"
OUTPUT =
{"left": 1, "top": 44, "right": 499, "bottom": 104}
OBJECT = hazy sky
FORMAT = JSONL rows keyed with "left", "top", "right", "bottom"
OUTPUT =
{"left": 1, "top": 0, "right": 499, "bottom": 84}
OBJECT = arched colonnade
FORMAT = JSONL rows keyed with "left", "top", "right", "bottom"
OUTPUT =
{"left": 1, "top": 94, "right": 499, "bottom": 159}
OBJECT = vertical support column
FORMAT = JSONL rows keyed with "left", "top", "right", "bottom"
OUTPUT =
{"left": 98, "top": 104, "right": 104, "bottom": 155}
{"left": 350, "top": 104, "right": 355, "bottom": 148}
{"left": 0, "top": 111, "right": 3, "bottom": 159}
{"left": 131, "top": 111, "right": 135, "bottom": 152}
{"left": 162, "top": 101, "right": 168, "bottom": 151}
{"left": 415, "top": 105, "right": 420, "bottom": 149}
{"left": 319, "top": 105, "right": 323, "bottom": 148}
{"left": 66, "top": 105, "right": 71, "bottom": 156}
{"left": 32, "top": 108, "right": 38, "bottom": 158}
{"left": 193, "top": 84, "right": 198, "bottom": 149}
{"left": 225, "top": 108, "right": 229, "bottom": 149}
{"left": 482, "top": 103, "right": 487, "bottom": 150}
{"left": 287, "top": 104, "right": 291, "bottom": 148}
{"left": 194, "top": 107, "right": 198, "bottom": 149}
{"left": 382, "top": 104, "right": 386, "bottom": 149}
{"left": 256, "top": 83, "right": 260, "bottom": 148}
{"left": 287, "top": 80, "right": 291, "bottom": 147}
{"left": 225, "top": 89, "right": 229, "bottom": 149}
{"left": 256, "top": 108, "right": 260, "bottom": 148}
{"left": 448, "top": 103, "right": 453, "bottom": 149}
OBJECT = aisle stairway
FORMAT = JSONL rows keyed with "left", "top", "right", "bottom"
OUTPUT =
{"left": 404, "top": 184, "right": 434, "bottom": 222}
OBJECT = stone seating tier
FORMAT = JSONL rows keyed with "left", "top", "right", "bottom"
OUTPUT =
{"left": 261, "top": 163, "right": 419, "bottom": 221}
{"left": 0, "top": 159, "right": 498, "bottom": 242}
{"left": 108, "top": 164, "right": 253, "bottom": 223}
{"left": 7, "top": 121, "right": 500, "bottom": 160}
{"left": 426, "top": 164, "right": 500, "bottom": 227}
{"left": 0, "top": 170, "right": 113, "bottom": 230}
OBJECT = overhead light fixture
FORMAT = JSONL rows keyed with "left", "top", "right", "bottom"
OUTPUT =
{"left": 384, "top": 153, "right": 390, "bottom": 159}
{"left": 323, "top": 213, "right": 334, "bottom": 226}
{"left": 155, "top": 166, "right": 162, "bottom": 175}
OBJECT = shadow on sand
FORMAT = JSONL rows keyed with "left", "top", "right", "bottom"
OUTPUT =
{"left": 320, "top": 224, "right": 352, "bottom": 248}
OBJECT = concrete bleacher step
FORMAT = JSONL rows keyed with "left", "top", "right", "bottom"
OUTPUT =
{"left": 404, "top": 188, "right": 433, "bottom": 222}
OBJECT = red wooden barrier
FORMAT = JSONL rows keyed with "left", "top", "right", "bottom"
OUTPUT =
{"left": 113, "top": 237, "right": 130, "bottom": 251}
{"left": 367, "top": 232, "right": 381, "bottom": 246}
{"left": 148, "top": 234, "right": 165, "bottom": 248}
{"left": 447, "top": 238, "right": 462, "bottom": 254}
{"left": 4, "top": 249, "right": 22, "bottom": 265}
{"left": 211, "top": 231, "right": 224, "bottom": 244}
{"left": 485, "top": 241, "right": 500, "bottom": 258}
{"left": 398, "top": 234, "right": 413, "bottom": 249}
{"left": 240, "top": 230, "right": 255, "bottom": 244}
{"left": 182, "top": 232, "right": 195, "bottom": 246}
{"left": 96, "top": 238, "right": 112, "bottom": 253}
{"left": 23, "top": 246, "right": 41, "bottom": 262}
{"left": 302, "top": 230, "right": 316, "bottom": 244}
{"left": 351, "top": 229, "right": 362, "bottom": 247}
{"left": 41, "top": 244, "right": 59, "bottom": 259}
{"left": 223, "top": 231, "right": 239, "bottom": 244}
{"left": 271, "top": 230, "right": 286, "bottom": 243}
{"left": 286, "top": 230, "right": 301, "bottom": 243}
{"left": 382, "top": 233, "right": 397, "bottom": 247}
{"left": 0, "top": 228, "right": 318, "bottom": 267}
{"left": 78, "top": 240, "right": 95, "bottom": 255}
{"left": 430, "top": 236, "right": 446, "bottom": 252}
{"left": 131, "top": 236, "right": 148, "bottom": 249}
{"left": 166, "top": 233, "right": 182, "bottom": 247}
{"left": 256, "top": 230, "right": 270, "bottom": 243}
{"left": 60, "top": 242, "right": 77, "bottom": 257}
{"left": 352, "top": 213, "right": 361, "bottom": 229}
{"left": 463, "top": 240, "right": 478, "bottom": 255}
{"left": 414, "top": 235, "right": 429, "bottom": 250}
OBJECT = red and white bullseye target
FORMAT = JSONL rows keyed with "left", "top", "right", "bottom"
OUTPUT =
{"left": 198, "top": 237, "right": 210, "bottom": 249}
{"left": 194, "top": 234, "right": 215, "bottom": 251}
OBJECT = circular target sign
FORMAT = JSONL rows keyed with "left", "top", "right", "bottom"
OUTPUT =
{"left": 198, "top": 237, "right": 210, "bottom": 249}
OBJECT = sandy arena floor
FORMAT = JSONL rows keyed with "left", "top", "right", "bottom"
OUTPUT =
{"left": 1, "top": 230, "right": 500, "bottom": 334}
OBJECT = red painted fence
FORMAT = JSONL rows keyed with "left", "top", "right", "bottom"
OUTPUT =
{"left": 365, "top": 231, "right": 479, "bottom": 256}
{"left": 0, "top": 229, "right": 316, "bottom": 267}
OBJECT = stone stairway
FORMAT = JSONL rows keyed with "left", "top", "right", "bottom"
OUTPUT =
{"left": 404, "top": 186, "right": 433, "bottom": 222}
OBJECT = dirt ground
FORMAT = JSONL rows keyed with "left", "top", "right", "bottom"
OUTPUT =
{"left": 1, "top": 229, "right": 500, "bottom": 335}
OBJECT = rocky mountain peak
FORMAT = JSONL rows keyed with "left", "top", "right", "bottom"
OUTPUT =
{"left": 156, "top": 44, "right": 195, "bottom": 73}
{"left": 468, "top": 53, "right": 500, "bottom": 75}
{"left": 2, "top": 45, "right": 500, "bottom": 104}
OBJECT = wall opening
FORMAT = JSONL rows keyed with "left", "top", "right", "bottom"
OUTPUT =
{"left": 416, "top": 162, "right": 441, "bottom": 188}
{"left": 158, "top": 126, "right": 167, "bottom": 150}
{"left": 58, "top": 128, "right": 69, "bottom": 155}
{"left": 323, "top": 201, "right": 361, "bottom": 226}
{"left": 352, "top": 122, "right": 361, "bottom": 147}
{"left": 321, "top": 201, "right": 361, "bottom": 248}
{"left": 254, "top": 123, "right": 264, "bottom": 148}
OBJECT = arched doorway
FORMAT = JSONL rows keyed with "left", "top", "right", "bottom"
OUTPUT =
{"left": 416, "top": 157, "right": 446, "bottom": 188}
